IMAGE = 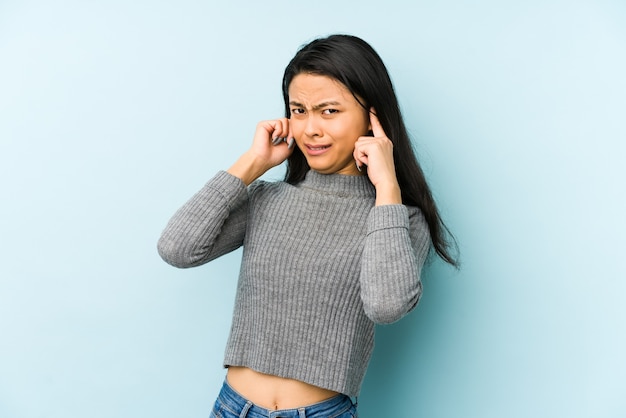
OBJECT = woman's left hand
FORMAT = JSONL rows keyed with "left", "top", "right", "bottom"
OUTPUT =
{"left": 353, "top": 109, "right": 402, "bottom": 205}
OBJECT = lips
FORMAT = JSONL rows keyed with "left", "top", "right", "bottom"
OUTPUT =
{"left": 305, "top": 144, "right": 331, "bottom": 156}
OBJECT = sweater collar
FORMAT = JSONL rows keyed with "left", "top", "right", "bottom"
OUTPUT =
{"left": 299, "top": 170, "right": 376, "bottom": 199}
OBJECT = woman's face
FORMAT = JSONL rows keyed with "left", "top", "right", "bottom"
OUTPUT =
{"left": 288, "top": 73, "right": 370, "bottom": 176}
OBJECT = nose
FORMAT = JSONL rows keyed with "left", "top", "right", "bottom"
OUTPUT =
{"left": 304, "top": 115, "right": 321, "bottom": 138}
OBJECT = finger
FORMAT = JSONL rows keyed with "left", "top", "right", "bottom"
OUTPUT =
{"left": 369, "top": 108, "right": 386, "bottom": 138}
{"left": 280, "top": 118, "right": 290, "bottom": 137}
{"left": 286, "top": 120, "right": 296, "bottom": 149}
{"left": 270, "top": 119, "right": 289, "bottom": 145}
{"left": 275, "top": 119, "right": 287, "bottom": 138}
{"left": 353, "top": 144, "right": 369, "bottom": 169}
{"left": 286, "top": 118, "right": 292, "bottom": 141}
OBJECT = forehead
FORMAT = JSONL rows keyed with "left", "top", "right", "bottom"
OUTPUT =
{"left": 288, "top": 73, "right": 353, "bottom": 103}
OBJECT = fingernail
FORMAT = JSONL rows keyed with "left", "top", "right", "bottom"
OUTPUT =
{"left": 356, "top": 162, "right": 361, "bottom": 172}
{"left": 272, "top": 137, "right": 283, "bottom": 145}
{"left": 288, "top": 138, "right": 295, "bottom": 149}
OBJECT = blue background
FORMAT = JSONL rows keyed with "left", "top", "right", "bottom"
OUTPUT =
{"left": 1, "top": 1, "right": 624, "bottom": 417}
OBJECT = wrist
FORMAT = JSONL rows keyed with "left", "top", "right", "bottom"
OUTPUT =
{"left": 227, "top": 151, "right": 271, "bottom": 185}
{"left": 374, "top": 181, "right": 402, "bottom": 206}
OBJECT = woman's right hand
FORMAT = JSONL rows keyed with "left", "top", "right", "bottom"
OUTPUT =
{"left": 249, "top": 118, "right": 294, "bottom": 169}
{"left": 227, "top": 118, "right": 294, "bottom": 185}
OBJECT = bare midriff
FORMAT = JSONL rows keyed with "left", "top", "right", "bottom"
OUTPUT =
{"left": 226, "top": 366, "right": 340, "bottom": 410}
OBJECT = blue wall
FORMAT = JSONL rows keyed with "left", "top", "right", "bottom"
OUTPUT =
{"left": 1, "top": 1, "right": 624, "bottom": 417}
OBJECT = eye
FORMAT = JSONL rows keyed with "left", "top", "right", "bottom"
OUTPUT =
{"left": 291, "top": 108, "right": 305, "bottom": 115}
{"left": 322, "top": 109, "right": 339, "bottom": 115}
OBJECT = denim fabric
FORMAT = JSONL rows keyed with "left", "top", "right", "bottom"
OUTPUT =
{"left": 209, "top": 380, "right": 357, "bottom": 418}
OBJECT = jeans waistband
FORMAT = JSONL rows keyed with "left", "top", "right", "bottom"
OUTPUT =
{"left": 217, "top": 379, "right": 354, "bottom": 418}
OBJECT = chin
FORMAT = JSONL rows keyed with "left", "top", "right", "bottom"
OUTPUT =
{"left": 309, "top": 166, "right": 333, "bottom": 174}
{"left": 305, "top": 160, "right": 329, "bottom": 174}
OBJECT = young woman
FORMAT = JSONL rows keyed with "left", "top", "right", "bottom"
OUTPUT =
{"left": 158, "top": 34, "right": 458, "bottom": 418}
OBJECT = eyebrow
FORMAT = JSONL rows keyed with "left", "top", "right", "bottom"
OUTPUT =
{"left": 289, "top": 100, "right": 342, "bottom": 111}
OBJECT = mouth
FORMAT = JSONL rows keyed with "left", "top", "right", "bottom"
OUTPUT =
{"left": 304, "top": 144, "right": 331, "bottom": 156}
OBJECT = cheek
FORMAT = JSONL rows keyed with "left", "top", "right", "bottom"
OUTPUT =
{"left": 325, "top": 119, "right": 352, "bottom": 138}
{"left": 289, "top": 119, "right": 304, "bottom": 138}
{"left": 335, "top": 118, "right": 368, "bottom": 142}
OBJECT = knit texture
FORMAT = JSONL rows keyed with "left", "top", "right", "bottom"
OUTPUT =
{"left": 158, "top": 170, "right": 430, "bottom": 396}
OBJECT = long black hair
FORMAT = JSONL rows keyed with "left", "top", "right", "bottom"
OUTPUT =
{"left": 282, "top": 34, "right": 459, "bottom": 267}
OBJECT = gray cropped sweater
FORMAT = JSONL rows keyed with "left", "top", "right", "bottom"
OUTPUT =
{"left": 157, "top": 170, "right": 430, "bottom": 397}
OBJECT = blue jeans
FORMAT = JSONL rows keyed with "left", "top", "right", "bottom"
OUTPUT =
{"left": 209, "top": 380, "right": 358, "bottom": 418}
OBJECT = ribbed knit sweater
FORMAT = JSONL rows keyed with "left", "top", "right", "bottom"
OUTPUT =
{"left": 157, "top": 170, "right": 430, "bottom": 397}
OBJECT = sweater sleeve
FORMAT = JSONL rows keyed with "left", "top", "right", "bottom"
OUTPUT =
{"left": 359, "top": 204, "right": 430, "bottom": 324}
{"left": 157, "top": 171, "right": 249, "bottom": 268}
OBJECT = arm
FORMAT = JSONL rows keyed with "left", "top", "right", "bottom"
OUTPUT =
{"left": 360, "top": 205, "right": 430, "bottom": 324}
{"left": 157, "top": 118, "right": 294, "bottom": 268}
{"left": 157, "top": 171, "right": 249, "bottom": 268}
{"left": 355, "top": 110, "right": 430, "bottom": 323}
